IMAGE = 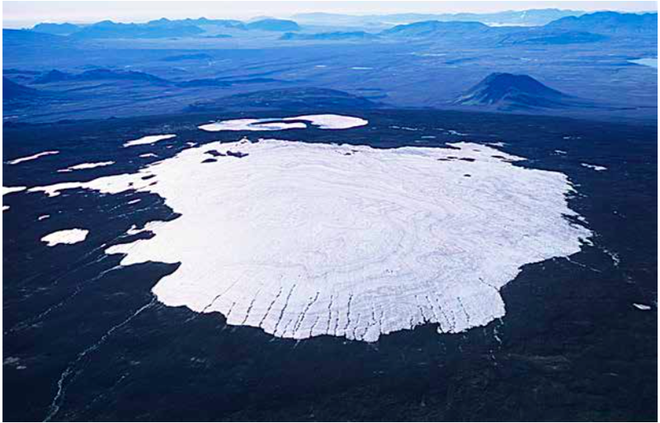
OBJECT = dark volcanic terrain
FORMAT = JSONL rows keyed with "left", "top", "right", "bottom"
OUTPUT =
{"left": 3, "top": 109, "right": 657, "bottom": 421}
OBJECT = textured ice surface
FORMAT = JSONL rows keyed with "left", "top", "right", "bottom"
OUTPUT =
{"left": 29, "top": 139, "right": 590, "bottom": 342}
{"left": 57, "top": 161, "right": 115, "bottom": 172}
{"left": 41, "top": 229, "right": 89, "bottom": 246}
{"left": 124, "top": 134, "right": 176, "bottom": 147}
{"left": 7, "top": 151, "right": 59, "bottom": 165}
{"left": 199, "top": 114, "right": 368, "bottom": 132}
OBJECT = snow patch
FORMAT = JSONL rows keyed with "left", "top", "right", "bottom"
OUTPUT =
{"left": 581, "top": 163, "right": 607, "bottom": 171}
{"left": 3, "top": 186, "right": 26, "bottom": 196}
{"left": 57, "top": 161, "right": 115, "bottom": 173}
{"left": 290, "top": 114, "right": 368, "bottom": 130}
{"left": 199, "top": 114, "right": 368, "bottom": 132}
{"left": 8, "top": 151, "right": 59, "bottom": 165}
{"left": 124, "top": 134, "right": 176, "bottom": 147}
{"left": 448, "top": 130, "right": 468, "bottom": 136}
{"left": 199, "top": 119, "right": 306, "bottom": 132}
{"left": 41, "top": 229, "right": 89, "bottom": 246}
{"left": 633, "top": 303, "right": 652, "bottom": 311}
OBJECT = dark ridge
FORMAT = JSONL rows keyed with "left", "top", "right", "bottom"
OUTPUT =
{"left": 186, "top": 87, "right": 383, "bottom": 112}
{"left": 33, "top": 69, "right": 171, "bottom": 85}
{"left": 3, "top": 77, "right": 41, "bottom": 100}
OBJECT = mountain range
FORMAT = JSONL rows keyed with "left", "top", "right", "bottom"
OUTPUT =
{"left": 21, "top": 11, "right": 658, "bottom": 42}
{"left": 292, "top": 9, "right": 587, "bottom": 27}
{"left": 29, "top": 18, "right": 300, "bottom": 39}
{"left": 377, "top": 12, "right": 656, "bottom": 42}
{"left": 276, "top": 12, "right": 657, "bottom": 45}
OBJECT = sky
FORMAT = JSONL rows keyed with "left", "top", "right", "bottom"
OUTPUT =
{"left": 3, "top": 1, "right": 657, "bottom": 27}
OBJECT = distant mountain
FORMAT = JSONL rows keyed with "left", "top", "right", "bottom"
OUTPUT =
{"left": 282, "top": 17, "right": 613, "bottom": 45}
{"left": 4, "top": 77, "right": 41, "bottom": 100}
{"left": 544, "top": 11, "right": 657, "bottom": 34}
{"left": 142, "top": 17, "right": 243, "bottom": 31}
{"left": 293, "top": 9, "right": 585, "bottom": 27}
{"left": 29, "top": 18, "right": 246, "bottom": 39}
{"left": 24, "top": 17, "right": 255, "bottom": 41}
{"left": 381, "top": 21, "right": 491, "bottom": 38}
{"left": 453, "top": 73, "right": 575, "bottom": 111}
{"left": 498, "top": 30, "right": 608, "bottom": 45}
{"left": 32, "top": 22, "right": 81, "bottom": 35}
{"left": 245, "top": 19, "right": 301, "bottom": 32}
{"left": 71, "top": 20, "right": 204, "bottom": 39}
{"left": 29, "top": 17, "right": 303, "bottom": 38}
{"left": 177, "top": 18, "right": 245, "bottom": 29}
{"left": 186, "top": 87, "right": 381, "bottom": 112}
{"left": 33, "top": 69, "right": 171, "bottom": 85}
{"left": 281, "top": 31, "right": 377, "bottom": 41}
{"left": 461, "top": 8, "right": 585, "bottom": 26}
